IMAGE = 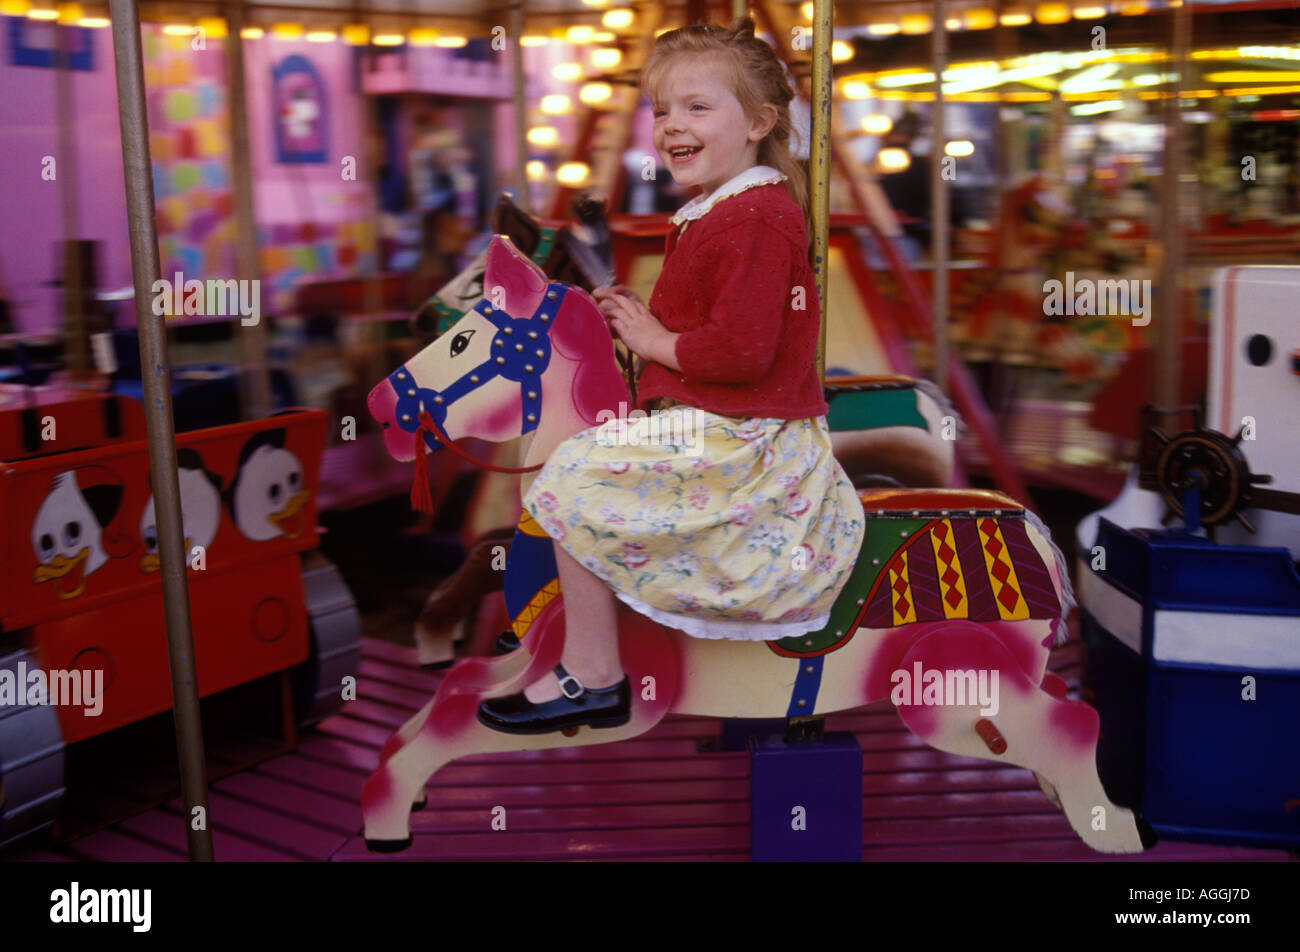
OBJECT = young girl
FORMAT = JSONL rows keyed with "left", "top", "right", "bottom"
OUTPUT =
{"left": 478, "top": 19, "right": 865, "bottom": 734}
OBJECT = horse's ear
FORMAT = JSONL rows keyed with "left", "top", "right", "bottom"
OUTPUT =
{"left": 484, "top": 235, "right": 548, "bottom": 319}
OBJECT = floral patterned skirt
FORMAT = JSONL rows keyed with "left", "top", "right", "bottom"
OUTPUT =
{"left": 522, "top": 407, "right": 865, "bottom": 641}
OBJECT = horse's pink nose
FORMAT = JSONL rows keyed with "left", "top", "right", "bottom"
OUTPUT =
{"left": 367, "top": 379, "right": 399, "bottom": 426}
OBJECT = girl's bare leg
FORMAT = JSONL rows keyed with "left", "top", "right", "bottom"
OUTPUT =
{"left": 523, "top": 543, "right": 623, "bottom": 703}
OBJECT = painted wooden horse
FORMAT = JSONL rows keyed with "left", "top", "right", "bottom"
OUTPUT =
{"left": 407, "top": 194, "right": 956, "bottom": 666}
{"left": 360, "top": 235, "right": 1147, "bottom": 854}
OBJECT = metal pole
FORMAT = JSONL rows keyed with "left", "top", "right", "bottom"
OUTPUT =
{"left": 732, "top": 0, "right": 746, "bottom": 21}
{"left": 510, "top": 1, "right": 529, "bottom": 210}
{"left": 1155, "top": 0, "right": 1190, "bottom": 410}
{"left": 56, "top": 26, "right": 86, "bottom": 375}
{"left": 108, "top": 0, "right": 214, "bottom": 862}
{"left": 810, "top": 0, "right": 831, "bottom": 384}
{"left": 930, "top": 0, "right": 948, "bottom": 395}
{"left": 225, "top": 0, "right": 270, "bottom": 420}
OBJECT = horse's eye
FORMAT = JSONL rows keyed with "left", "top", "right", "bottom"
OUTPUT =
{"left": 450, "top": 330, "right": 475, "bottom": 356}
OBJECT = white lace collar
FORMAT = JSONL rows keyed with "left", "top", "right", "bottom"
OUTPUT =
{"left": 668, "top": 165, "right": 787, "bottom": 226}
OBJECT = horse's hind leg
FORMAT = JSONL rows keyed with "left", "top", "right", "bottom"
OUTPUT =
{"left": 893, "top": 624, "right": 1145, "bottom": 854}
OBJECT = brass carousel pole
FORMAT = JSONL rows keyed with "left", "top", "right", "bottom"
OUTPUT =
{"left": 510, "top": 1, "right": 530, "bottom": 211}
{"left": 810, "top": 0, "right": 831, "bottom": 383}
{"left": 1155, "top": 0, "right": 1190, "bottom": 410}
{"left": 931, "top": 0, "right": 949, "bottom": 395}
{"left": 226, "top": 0, "right": 270, "bottom": 420}
{"left": 108, "top": 0, "right": 214, "bottom": 862}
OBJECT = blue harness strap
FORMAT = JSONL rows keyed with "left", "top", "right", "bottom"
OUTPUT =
{"left": 787, "top": 655, "right": 825, "bottom": 717}
{"left": 388, "top": 283, "right": 567, "bottom": 449}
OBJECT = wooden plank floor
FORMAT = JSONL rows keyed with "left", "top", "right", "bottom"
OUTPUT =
{"left": 2, "top": 636, "right": 1293, "bottom": 863}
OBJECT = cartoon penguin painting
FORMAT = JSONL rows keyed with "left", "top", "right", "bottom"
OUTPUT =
{"left": 31, "top": 467, "right": 135, "bottom": 600}
{"left": 140, "top": 449, "right": 223, "bottom": 573}
{"left": 228, "top": 429, "right": 311, "bottom": 542}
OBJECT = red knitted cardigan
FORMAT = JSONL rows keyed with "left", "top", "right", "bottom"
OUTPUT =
{"left": 636, "top": 183, "right": 828, "bottom": 420}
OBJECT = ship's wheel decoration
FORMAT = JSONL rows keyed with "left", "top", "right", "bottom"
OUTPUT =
{"left": 1147, "top": 409, "right": 1273, "bottom": 535}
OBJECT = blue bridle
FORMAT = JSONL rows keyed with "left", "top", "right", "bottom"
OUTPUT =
{"left": 388, "top": 283, "right": 567, "bottom": 451}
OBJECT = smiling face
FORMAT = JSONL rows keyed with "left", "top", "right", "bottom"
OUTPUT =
{"left": 651, "top": 55, "right": 772, "bottom": 196}
{"left": 31, "top": 472, "right": 108, "bottom": 600}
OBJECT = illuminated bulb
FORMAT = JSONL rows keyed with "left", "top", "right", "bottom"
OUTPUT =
{"left": 946, "top": 18, "right": 963, "bottom": 30}
{"left": 434, "top": 36, "right": 467, "bottom": 47}
{"left": 581, "top": 0, "right": 609, "bottom": 6}
{"left": 55, "top": 3, "right": 81, "bottom": 23}
{"left": 602, "top": 9, "right": 632, "bottom": 29}
{"left": 592, "top": 31, "right": 615, "bottom": 42}
{"left": 197, "top": 16, "right": 228, "bottom": 38}
{"left": 1073, "top": 6, "right": 1108, "bottom": 18}
{"left": 271, "top": 22, "right": 304, "bottom": 39}
{"left": 1119, "top": 2, "right": 1147, "bottom": 13}
{"left": 1000, "top": 13, "right": 1032, "bottom": 26}
{"left": 553, "top": 62, "right": 583, "bottom": 81}
{"left": 526, "top": 161, "right": 548, "bottom": 182}
{"left": 162, "top": 24, "right": 194, "bottom": 35}
{"left": 831, "top": 41, "right": 853, "bottom": 64}
{"left": 900, "top": 14, "right": 932, "bottom": 34}
{"left": 27, "top": 7, "right": 59, "bottom": 20}
{"left": 861, "top": 114, "right": 893, "bottom": 135}
{"left": 591, "top": 47, "right": 622, "bottom": 69}
{"left": 409, "top": 28, "right": 439, "bottom": 46}
{"left": 840, "top": 80, "right": 871, "bottom": 99}
{"left": 373, "top": 34, "right": 405, "bottom": 46}
{"left": 878, "top": 148, "right": 911, "bottom": 172}
{"left": 306, "top": 31, "right": 336, "bottom": 43}
{"left": 1035, "top": 3, "right": 1071, "bottom": 24}
{"left": 540, "top": 94, "right": 572, "bottom": 115}
{"left": 945, "top": 140, "right": 975, "bottom": 157}
{"left": 965, "top": 8, "right": 998, "bottom": 29}
{"left": 527, "top": 126, "right": 559, "bottom": 147}
{"left": 0, "top": 0, "right": 32, "bottom": 15}
{"left": 556, "top": 162, "right": 589, "bottom": 185}
{"left": 567, "top": 25, "right": 595, "bottom": 44}
{"left": 579, "top": 81, "right": 613, "bottom": 105}
{"left": 521, "top": 35, "right": 548, "bottom": 47}
{"left": 77, "top": 16, "right": 108, "bottom": 27}
{"left": 342, "top": 24, "right": 369, "bottom": 45}
{"left": 868, "top": 23, "right": 900, "bottom": 36}
{"left": 800, "top": 2, "right": 813, "bottom": 20}
{"left": 240, "top": 27, "right": 263, "bottom": 39}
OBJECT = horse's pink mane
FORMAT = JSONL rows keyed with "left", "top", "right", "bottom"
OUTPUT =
{"left": 484, "top": 236, "right": 627, "bottom": 425}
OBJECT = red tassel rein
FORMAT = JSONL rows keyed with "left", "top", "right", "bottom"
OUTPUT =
{"left": 410, "top": 420, "right": 435, "bottom": 514}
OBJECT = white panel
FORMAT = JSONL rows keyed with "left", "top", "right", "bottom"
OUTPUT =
{"left": 1153, "top": 610, "right": 1300, "bottom": 669}
{"left": 1208, "top": 267, "right": 1300, "bottom": 497}
{"left": 1078, "top": 561, "right": 1143, "bottom": 654}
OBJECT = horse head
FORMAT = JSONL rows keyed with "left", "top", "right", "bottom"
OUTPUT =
{"left": 368, "top": 234, "right": 627, "bottom": 464}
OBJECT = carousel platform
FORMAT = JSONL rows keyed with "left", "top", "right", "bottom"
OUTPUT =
{"left": 2, "top": 632, "right": 1292, "bottom": 863}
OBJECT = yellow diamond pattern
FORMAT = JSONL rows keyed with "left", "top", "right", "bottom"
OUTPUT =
{"left": 889, "top": 549, "right": 917, "bottom": 627}
{"left": 930, "top": 519, "right": 969, "bottom": 619}
{"left": 979, "top": 519, "right": 1031, "bottom": 622}
{"left": 511, "top": 578, "right": 561, "bottom": 640}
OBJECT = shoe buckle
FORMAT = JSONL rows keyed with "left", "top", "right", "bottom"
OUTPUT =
{"left": 557, "top": 673, "right": 585, "bottom": 699}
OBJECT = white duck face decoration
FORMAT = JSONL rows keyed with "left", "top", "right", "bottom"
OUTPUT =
{"left": 228, "top": 429, "right": 310, "bottom": 542}
{"left": 31, "top": 468, "right": 131, "bottom": 600}
{"left": 140, "top": 449, "right": 223, "bottom": 573}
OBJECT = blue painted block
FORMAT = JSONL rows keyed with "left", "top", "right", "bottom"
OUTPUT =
{"left": 749, "top": 731, "right": 862, "bottom": 862}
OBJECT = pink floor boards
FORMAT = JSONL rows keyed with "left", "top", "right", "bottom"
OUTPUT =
{"left": 3, "top": 636, "right": 1293, "bottom": 863}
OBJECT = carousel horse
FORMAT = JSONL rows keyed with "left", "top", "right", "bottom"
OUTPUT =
{"left": 407, "top": 194, "right": 957, "bottom": 667}
{"left": 360, "top": 235, "right": 1147, "bottom": 854}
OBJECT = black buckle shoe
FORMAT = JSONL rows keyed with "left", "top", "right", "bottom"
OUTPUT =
{"left": 494, "top": 630, "right": 521, "bottom": 655}
{"left": 477, "top": 664, "right": 631, "bottom": 735}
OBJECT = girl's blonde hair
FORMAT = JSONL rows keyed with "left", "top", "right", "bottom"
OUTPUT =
{"left": 641, "top": 18, "right": 809, "bottom": 227}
